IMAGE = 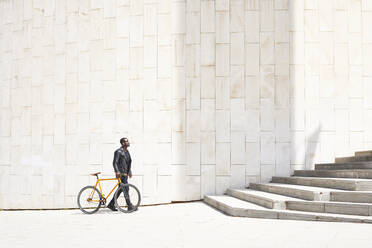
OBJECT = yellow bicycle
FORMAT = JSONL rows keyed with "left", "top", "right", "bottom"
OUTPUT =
{"left": 77, "top": 172, "right": 141, "bottom": 214}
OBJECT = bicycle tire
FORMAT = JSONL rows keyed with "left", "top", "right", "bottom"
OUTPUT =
{"left": 114, "top": 183, "right": 141, "bottom": 213}
{"left": 77, "top": 186, "right": 102, "bottom": 214}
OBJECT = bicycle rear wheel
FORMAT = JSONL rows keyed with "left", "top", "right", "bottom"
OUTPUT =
{"left": 77, "top": 186, "right": 102, "bottom": 214}
{"left": 114, "top": 183, "right": 141, "bottom": 213}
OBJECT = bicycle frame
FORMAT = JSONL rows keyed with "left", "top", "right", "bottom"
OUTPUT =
{"left": 89, "top": 177, "right": 122, "bottom": 203}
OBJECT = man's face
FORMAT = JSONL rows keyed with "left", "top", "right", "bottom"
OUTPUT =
{"left": 123, "top": 139, "right": 130, "bottom": 147}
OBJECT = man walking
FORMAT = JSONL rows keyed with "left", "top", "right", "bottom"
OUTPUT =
{"left": 107, "top": 137, "right": 135, "bottom": 211}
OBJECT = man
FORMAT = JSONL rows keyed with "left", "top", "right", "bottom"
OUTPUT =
{"left": 107, "top": 137, "right": 135, "bottom": 211}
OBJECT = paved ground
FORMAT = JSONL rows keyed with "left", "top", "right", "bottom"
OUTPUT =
{"left": 1, "top": 202, "right": 372, "bottom": 248}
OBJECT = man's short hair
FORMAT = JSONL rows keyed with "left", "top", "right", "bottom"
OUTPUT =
{"left": 120, "top": 137, "right": 127, "bottom": 145}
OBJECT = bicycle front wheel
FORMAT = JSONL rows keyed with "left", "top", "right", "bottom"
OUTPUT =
{"left": 77, "top": 186, "right": 102, "bottom": 214}
{"left": 114, "top": 183, "right": 141, "bottom": 213}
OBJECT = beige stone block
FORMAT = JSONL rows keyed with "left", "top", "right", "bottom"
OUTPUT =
{"left": 246, "top": 110, "right": 259, "bottom": 142}
{"left": 158, "top": 46, "right": 172, "bottom": 78}
{"left": 172, "top": 2, "right": 186, "bottom": 34}
{"left": 201, "top": 99, "right": 216, "bottom": 132}
{"left": 173, "top": 67, "right": 186, "bottom": 99}
{"left": 172, "top": 166, "right": 201, "bottom": 200}
{"left": 334, "top": 10, "right": 348, "bottom": 43}
{"left": 201, "top": 66, "right": 215, "bottom": 99}
{"left": 276, "top": 108, "right": 290, "bottom": 142}
{"left": 186, "top": 110, "right": 201, "bottom": 142}
{"left": 245, "top": 11, "right": 259, "bottom": 42}
{"left": 185, "top": 44, "right": 200, "bottom": 77}
{"left": 104, "top": 0, "right": 117, "bottom": 17}
{"left": 246, "top": 142, "right": 260, "bottom": 175}
{"left": 245, "top": 76, "right": 259, "bottom": 108}
{"left": 231, "top": 33, "right": 245, "bottom": 65}
{"left": 275, "top": 10, "right": 289, "bottom": 42}
{"left": 186, "top": 11, "right": 200, "bottom": 44}
{"left": 216, "top": 143, "right": 231, "bottom": 175}
{"left": 231, "top": 65, "right": 245, "bottom": 98}
{"left": 231, "top": 132, "right": 246, "bottom": 165}
{"left": 350, "top": 131, "right": 364, "bottom": 152}
{"left": 290, "top": 66, "right": 305, "bottom": 98}
{"left": 260, "top": 65, "right": 275, "bottom": 99}
{"left": 246, "top": 0, "right": 260, "bottom": 10}
{"left": 216, "top": 176, "right": 231, "bottom": 194}
{"left": 201, "top": 34, "right": 215, "bottom": 66}
{"left": 186, "top": 143, "right": 200, "bottom": 175}
{"left": 186, "top": 77, "right": 201, "bottom": 110}
{"left": 319, "top": 65, "right": 334, "bottom": 98}
{"left": 275, "top": 0, "right": 288, "bottom": 9}
{"left": 157, "top": 79, "right": 172, "bottom": 110}
{"left": 129, "top": 47, "right": 144, "bottom": 79}
{"left": 116, "top": 39, "right": 129, "bottom": 69}
{"left": 290, "top": 31, "right": 305, "bottom": 65}
{"left": 319, "top": 98, "right": 335, "bottom": 131}
{"left": 173, "top": 99, "right": 186, "bottom": 132}
{"left": 305, "top": 10, "right": 319, "bottom": 42}
{"left": 201, "top": 164, "right": 216, "bottom": 196}
{"left": 335, "top": 44, "right": 349, "bottom": 76}
{"left": 230, "top": 0, "right": 245, "bottom": 32}
{"left": 216, "top": 0, "right": 229, "bottom": 10}
{"left": 349, "top": 33, "right": 362, "bottom": 65}
{"left": 65, "top": 104, "right": 78, "bottom": 135}
{"left": 104, "top": 19, "right": 117, "bottom": 49}
{"left": 260, "top": 98, "right": 275, "bottom": 131}
{"left": 363, "top": 12, "right": 372, "bottom": 43}
{"left": 289, "top": 0, "right": 304, "bottom": 31}
{"left": 364, "top": 77, "right": 372, "bottom": 108}
{"left": 245, "top": 43, "right": 259, "bottom": 75}
{"left": 216, "top": 77, "right": 230, "bottom": 110}
{"left": 172, "top": 131, "right": 186, "bottom": 164}
{"left": 216, "top": 110, "right": 231, "bottom": 142}
{"left": 350, "top": 99, "right": 363, "bottom": 131}
{"left": 260, "top": 32, "right": 274, "bottom": 65}
{"left": 216, "top": 11, "right": 230, "bottom": 43}
{"left": 350, "top": 0, "right": 362, "bottom": 33}
{"left": 130, "top": 15, "right": 144, "bottom": 47}
{"left": 174, "top": 34, "right": 185, "bottom": 66}
{"left": 363, "top": 44, "right": 372, "bottom": 76}
{"left": 0, "top": 109, "right": 10, "bottom": 137}
{"left": 319, "top": 0, "right": 333, "bottom": 31}
{"left": 158, "top": 14, "right": 171, "bottom": 46}
{"left": 143, "top": 4, "right": 157, "bottom": 36}
{"left": 260, "top": 0, "right": 274, "bottom": 31}
{"left": 116, "top": 5, "right": 131, "bottom": 38}
{"left": 349, "top": 66, "right": 362, "bottom": 98}
{"left": 275, "top": 76, "right": 289, "bottom": 108}
{"left": 201, "top": 132, "right": 216, "bottom": 164}
{"left": 305, "top": 42, "right": 320, "bottom": 75}
{"left": 261, "top": 132, "right": 275, "bottom": 164}
{"left": 201, "top": 0, "right": 215, "bottom": 32}
{"left": 158, "top": 0, "right": 171, "bottom": 13}
{"left": 231, "top": 164, "right": 246, "bottom": 188}
{"left": 231, "top": 98, "right": 247, "bottom": 131}
{"left": 90, "top": 40, "right": 104, "bottom": 71}
{"left": 216, "top": 44, "right": 230, "bottom": 76}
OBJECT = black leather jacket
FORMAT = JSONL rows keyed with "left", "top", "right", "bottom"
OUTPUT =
{"left": 113, "top": 147, "right": 132, "bottom": 175}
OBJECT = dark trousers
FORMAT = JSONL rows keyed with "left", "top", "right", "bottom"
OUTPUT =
{"left": 108, "top": 175, "right": 132, "bottom": 208}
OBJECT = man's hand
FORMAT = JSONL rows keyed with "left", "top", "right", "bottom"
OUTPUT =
{"left": 115, "top": 172, "right": 121, "bottom": 179}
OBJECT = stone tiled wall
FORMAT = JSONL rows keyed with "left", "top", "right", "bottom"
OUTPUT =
{"left": 1, "top": 0, "right": 372, "bottom": 208}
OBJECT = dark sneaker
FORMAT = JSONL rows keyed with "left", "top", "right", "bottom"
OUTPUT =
{"left": 127, "top": 204, "right": 135, "bottom": 211}
{"left": 107, "top": 205, "right": 118, "bottom": 211}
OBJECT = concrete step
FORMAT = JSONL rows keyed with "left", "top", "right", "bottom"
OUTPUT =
{"left": 249, "top": 182, "right": 335, "bottom": 201}
{"left": 331, "top": 191, "right": 372, "bottom": 203}
{"left": 294, "top": 169, "right": 372, "bottom": 179}
{"left": 315, "top": 162, "right": 372, "bottom": 170}
{"left": 204, "top": 195, "right": 372, "bottom": 224}
{"left": 271, "top": 176, "right": 372, "bottom": 191}
{"left": 286, "top": 201, "right": 372, "bottom": 216}
{"left": 250, "top": 182, "right": 372, "bottom": 203}
{"left": 355, "top": 150, "right": 372, "bottom": 157}
{"left": 226, "top": 188, "right": 301, "bottom": 209}
{"left": 335, "top": 155, "right": 372, "bottom": 163}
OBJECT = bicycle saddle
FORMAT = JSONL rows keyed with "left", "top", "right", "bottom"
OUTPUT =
{"left": 90, "top": 172, "right": 101, "bottom": 176}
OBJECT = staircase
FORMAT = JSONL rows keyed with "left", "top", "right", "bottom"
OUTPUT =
{"left": 204, "top": 151, "right": 372, "bottom": 224}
